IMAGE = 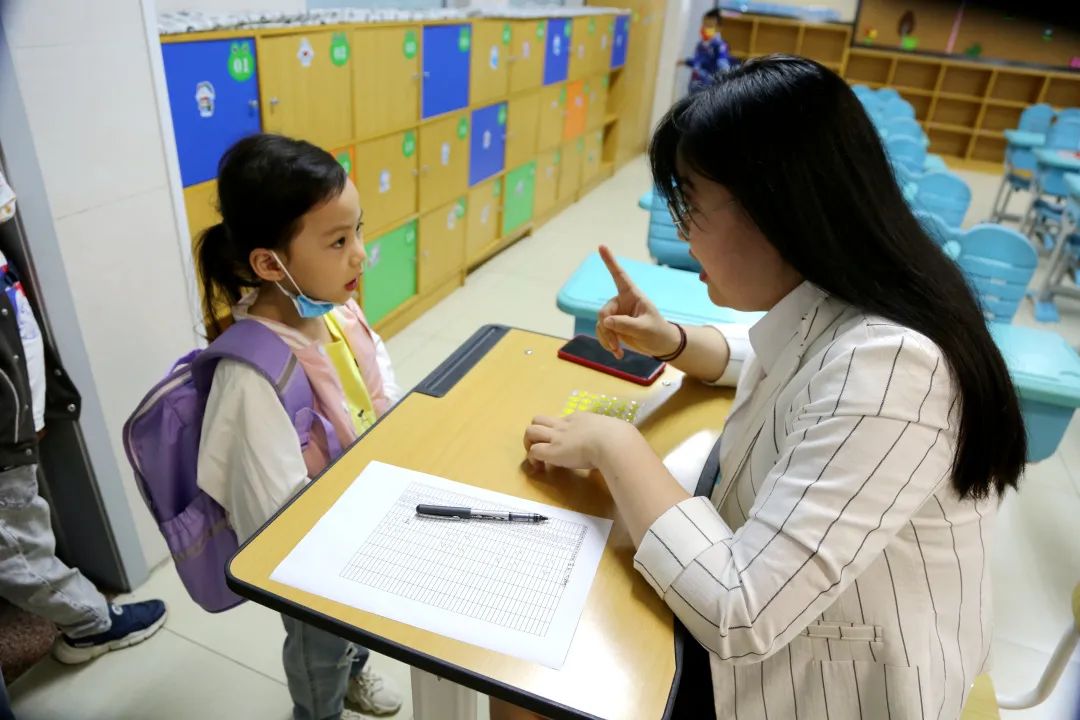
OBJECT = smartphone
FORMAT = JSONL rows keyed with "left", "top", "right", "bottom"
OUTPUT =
{"left": 557, "top": 335, "right": 665, "bottom": 386}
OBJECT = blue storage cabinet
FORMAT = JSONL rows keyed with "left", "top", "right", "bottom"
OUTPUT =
{"left": 162, "top": 38, "right": 262, "bottom": 187}
{"left": 556, "top": 253, "right": 763, "bottom": 337}
{"left": 422, "top": 25, "right": 471, "bottom": 119}
{"left": 989, "top": 323, "right": 1080, "bottom": 462}
{"left": 611, "top": 15, "right": 630, "bottom": 69}
{"left": 469, "top": 103, "right": 507, "bottom": 186}
{"left": 544, "top": 19, "right": 571, "bottom": 85}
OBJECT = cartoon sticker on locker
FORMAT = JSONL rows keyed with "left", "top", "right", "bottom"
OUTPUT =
{"left": 447, "top": 208, "right": 457, "bottom": 230}
{"left": 523, "top": 41, "right": 531, "bottom": 59}
{"left": 481, "top": 204, "right": 491, "bottom": 225}
{"left": 195, "top": 81, "right": 216, "bottom": 118}
{"left": 368, "top": 243, "right": 381, "bottom": 269}
{"left": 553, "top": 34, "right": 562, "bottom": 57}
{"left": 489, "top": 46, "right": 500, "bottom": 70}
{"left": 441, "top": 142, "right": 451, "bottom": 166}
{"left": 379, "top": 170, "right": 391, "bottom": 194}
{"left": 482, "top": 130, "right": 492, "bottom": 150}
{"left": 297, "top": 38, "right": 314, "bottom": 68}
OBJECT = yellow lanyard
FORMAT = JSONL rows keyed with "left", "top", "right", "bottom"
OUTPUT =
{"left": 323, "top": 313, "right": 376, "bottom": 435}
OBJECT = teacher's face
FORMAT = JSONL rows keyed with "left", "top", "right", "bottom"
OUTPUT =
{"left": 673, "top": 166, "right": 802, "bottom": 312}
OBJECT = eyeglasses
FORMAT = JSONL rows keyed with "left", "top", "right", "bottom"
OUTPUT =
{"left": 667, "top": 197, "right": 738, "bottom": 238}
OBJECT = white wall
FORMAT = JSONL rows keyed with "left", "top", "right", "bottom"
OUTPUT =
{"left": 763, "top": 0, "right": 857, "bottom": 22}
{"left": 155, "top": 0, "right": 304, "bottom": 12}
{"left": 0, "top": 0, "right": 202, "bottom": 572}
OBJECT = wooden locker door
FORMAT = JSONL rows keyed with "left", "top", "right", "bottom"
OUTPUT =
{"left": 568, "top": 17, "right": 592, "bottom": 82}
{"left": 419, "top": 113, "right": 469, "bottom": 213}
{"left": 563, "top": 80, "right": 587, "bottom": 140}
{"left": 183, "top": 180, "right": 225, "bottom": 327}
{"left": 353, "top": 26, "right": 420, "bottom": 141}
{"left": 536, "top": 83, "right": 566, "bottom": 152}
{"left": 557, "top": 139, "right": 584, "bottom": 203}
{"left": 331, "top": 145, "right": 356, "bottom": 185}
{"left": 465, "top": 179, "right": 501, "bottom": 265}
{"left": 582, "top": 129, "right": 603, "bottom": 185}
{"left": 505, "top": 90, "right": 540, "bottom": 169}
{"left": 594, "top": 15, "right": 615, "bottom": 75}
{"left": 585, "top": 75, "right": 608, "bottom": 131}
{"left": 508, "top": 20, "right": 546, "bottom": 93}
{"left": 533, "top": 148, "right": 559, "bottom": 218}
{"left": 470, "top": 21, "right": 510, "bottom": 107}
{"left": 260, "top": 32, "right": 353, "bottom": 149}
{"left": 355, "top": 131, "right": 418, "bottom": 234}
{"left": 418, "top": 197, "right": 467, "bottom": 294}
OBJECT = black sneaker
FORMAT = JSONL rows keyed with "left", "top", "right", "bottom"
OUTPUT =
{"left": 52, "top": 600, "right": 168, "bottom": 665}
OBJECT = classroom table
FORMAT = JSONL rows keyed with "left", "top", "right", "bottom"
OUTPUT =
{"left": 1033, "top": 148, "right": 1080, "bottom": 174}
{"left": 228, "top": 325, "right": 735, "bottom": 720}
{"left": 1003, "top": 129, "right": 1046, "bottom": 149}
{"left": 1031, "top": 172, "right": 1080, "bottom": 323}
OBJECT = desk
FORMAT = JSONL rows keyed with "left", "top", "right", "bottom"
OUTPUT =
{"left": 1032, "top": 172, "right": 1080, "bottom": 323}
{"left": 1034, "top": 148, "right": 1080, "bottom": 173}
{"left": 1003, "top": 130, "right": 1046, "bottom": 149}
{"left": 228, "top": 326, "right": 734, "bottom": 720}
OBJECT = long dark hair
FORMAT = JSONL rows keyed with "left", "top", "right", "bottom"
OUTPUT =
{"left": 650, "top": 55, "right": 1025, "bottom": 499}
{"left": 196, "top": 133, "right": 346, "bottom": 339}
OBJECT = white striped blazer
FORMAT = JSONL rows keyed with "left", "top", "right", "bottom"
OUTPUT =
{"left": 635, "top": 281, "right": 997, "bottom": 720}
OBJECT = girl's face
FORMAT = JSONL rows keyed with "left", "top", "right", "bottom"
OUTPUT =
{"left": 672, "top": 165, "right": 801, "bottom": 311}
{"left": 277, "top": 179, "right": 365, "bottom": 305}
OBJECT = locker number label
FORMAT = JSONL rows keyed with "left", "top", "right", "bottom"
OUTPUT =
{"left": 563, "top": 23, "right": 572, "bottom": 38}
{"left": 330, "top": 32, "right": 350, "bottom": 67}
{"left": 497, "top": 104, "right": 507, "bottom": 126}
{"left": 402, "top": 131, "right": 416, "bottom": 158}
{"left": 227, "top": 42, "right": 255, "bottom": 83}
{"left": 455, "top": 199, "right": 467, "bottom": 218}
{"left": 297, "top": 38, "right": 314, "bottom": 68}
{"left": 536, "top": 22, "right": 545, "bottom": 40}
{"left": 457, "top": 117, "right": 469, "bottom": 139}
{"left": 403, "top": 30, "right": 418, "bottom": 59}
{"left": 336, "top": 152, "right": 352, "bottom": 175}
{"left": 502, "top": 24, "right": 511, "bottom": 45}
{"left": 589, "top": 18, "right": 596, "bottom": 35}
{"left": 458, "top": 27, "right": 471, "bottom": 53}
{"left": 493, "top": 179, "right": 502, "bottom": 197}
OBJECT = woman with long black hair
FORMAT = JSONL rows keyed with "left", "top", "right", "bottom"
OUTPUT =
{"left": 520, "top": 55, "right": 1026, "bottom": 720}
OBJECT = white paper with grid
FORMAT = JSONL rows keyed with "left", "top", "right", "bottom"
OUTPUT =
{"left": 270, "top": 461, "right": 612, "bottom": 668}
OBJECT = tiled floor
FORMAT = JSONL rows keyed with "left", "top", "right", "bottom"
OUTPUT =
{"left": 10, "top": 157, "right": 1080, "bottom": 719}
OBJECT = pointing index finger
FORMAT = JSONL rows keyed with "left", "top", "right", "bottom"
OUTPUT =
{"left": 598, "top": 245, "right": 637, "bottom": 294}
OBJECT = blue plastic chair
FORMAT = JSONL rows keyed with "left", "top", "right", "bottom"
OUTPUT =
{"left": 912, "top": 171, "right": 972, "bottom": 229}
{"left": 955, "top": 224, "right": 1038, "bottom": 323}
{"left": 913, "top": 209, "right": 961, "bottom": 258}
{"left": 643, "top": 189, "right": 700, "bottom": 271}
{"left": 881, "top": 97, "right": 916, "bottom": 121}
{"left": 883, "top": 117, "right": 928, "bottom": 146}
{"left": 1022, "top": 118, "right": 1080, "bottom": 244}
{"left": 1019, "top": 103, "right": 1056, "bottom": 133}
{"left": 990, "top": 104, "right": 1057, "bottom": 223}
{"left": 887, "top": 135, "right": 928, "bottom": 176}
{"left": 876, "top": 87, "right": 902, "bottom": 103}
{"left": 1056, "top": 108, "right": 1080, "bottom": 126}
{"left": 852, "top": 84, "right": 875, "bottom": 101}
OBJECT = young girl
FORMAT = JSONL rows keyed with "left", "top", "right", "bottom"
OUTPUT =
{"left": 195, "top": 134, "right": 403, "bottom": 720}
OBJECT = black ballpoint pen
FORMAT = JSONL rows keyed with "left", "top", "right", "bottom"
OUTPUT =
{"left": 415, "top": 504, "right": 548, "bottom": 523}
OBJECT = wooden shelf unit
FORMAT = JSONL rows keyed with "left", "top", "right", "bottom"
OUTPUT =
{"left": 722, "top": 13, "right": 851, "bottom": 70}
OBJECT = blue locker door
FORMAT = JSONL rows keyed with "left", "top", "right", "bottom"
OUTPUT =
{"left": 611, "top": 16, "right": 629, "bottom": 69}
{"left": 162, "top": 39, "right": 261, "bottom": 187}
{"left": 544, "top": 19, "right": 570, "bottom": 86}
{"left": 469, "top": 104, "right": 507, "bottom": 186}
{"left": 422, "top": 25, "right": 471, "bottom": 119}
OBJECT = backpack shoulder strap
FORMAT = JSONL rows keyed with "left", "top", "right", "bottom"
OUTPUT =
{"left": 191, "top": 320, "right": 312, "bottom": 417}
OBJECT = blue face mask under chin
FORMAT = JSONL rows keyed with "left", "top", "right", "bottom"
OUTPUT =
{"left": 270, "top": 251, "right": 337, "bottom": 319}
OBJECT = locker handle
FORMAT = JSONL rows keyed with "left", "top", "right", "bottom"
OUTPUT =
{"left": 420, "top": 165, "right": 431, "bottom": 175}
{"left": 411, "top": 168, "right": 420, "bottom": 177}
{"left": 411, "top": 72, "right": 431, "bottom": 81}
{"left": 269, "top": 97, "right": 281, "bottom": 107}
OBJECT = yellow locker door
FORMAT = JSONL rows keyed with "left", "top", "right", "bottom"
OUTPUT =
{"left": 557, "top": 138, "right": 584, "bottom": 204}
{"left": 508, "top": 20, "right": 545, "bottom": 93}
{"left": 585, "top": 75, "right": 608, "bottom": 131}
{"left": 533, "top": 148, "right": 559, "bottom": 218}
{"left": 536, "top": 83, "right": 566, "bottom": 152}
{"left": 260, "top": 32, "right": 353, "bottom": 149}
{"left": 419, "top": 113, "right": 469, "bottom": 213}
{"left": 183, "top": 181, "right": 225, "bottom": 329}
{"left": 505, "top": 90, "right": 540, "bottom": 169}
{"left": 353, "top": 26, "right": 420, "bottom": 141}
{"left": 568, "top": 17, "right": 592, "bottom": 82}
{"left": 594, "top": 15, "right": 615, "bottom": 75}
{"left": 355, "top": 131, "right": 418, "bottom": 235}
{"left": 418, "top": 197, "right": 467, "bottom": 294}
{"left": 582, "top": 129, "right": 603, "bottom": 186}
{"left": 465, "top": 179, "right": 501, "bottom": 265}
{"left": 470, "top": 21, "right": 510, "bottom": 107}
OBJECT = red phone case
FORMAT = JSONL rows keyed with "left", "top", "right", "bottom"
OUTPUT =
{"left": 557, "top": 345, "right": 665, "bottom": 386}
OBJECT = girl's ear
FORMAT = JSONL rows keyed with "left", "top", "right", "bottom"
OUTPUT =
{"left": 249, "top": 248, "right": 287, "bottom": 284}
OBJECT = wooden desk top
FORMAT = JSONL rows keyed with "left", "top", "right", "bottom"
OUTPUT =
{"left": 229, "top": 327, "right": 734, "bottom": 719}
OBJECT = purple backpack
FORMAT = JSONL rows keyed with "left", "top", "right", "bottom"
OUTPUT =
{"left": 122, "top": 320, "right": 340, "bottom": 612}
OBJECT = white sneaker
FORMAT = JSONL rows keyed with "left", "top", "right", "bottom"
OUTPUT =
{"left": 346, "top": 665, "right": 403, "bottom": 716}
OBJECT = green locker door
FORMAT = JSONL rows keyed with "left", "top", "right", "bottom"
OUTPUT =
{"left": 363, "top": 221, "right": 418, "bottom": 325}
{"left": 502, "top": 162, "right": 536, "bottom": 235}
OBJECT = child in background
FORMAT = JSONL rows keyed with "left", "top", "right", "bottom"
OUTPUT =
{"left": 194, "top": 134, "right": 403, "bottom": 719}
{"left": 681, "top": 7, "right": 732, "bottom": 93}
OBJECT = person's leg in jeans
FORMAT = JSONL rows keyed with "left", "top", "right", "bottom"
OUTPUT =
{"left": 281, "top": 615, "right": 402, "bottom": 719}
{"left": 281, "top": 614, "right": 356, "bottom": 720}
{"left": 0, "top": 465, "right": 110, "bottom": 636}
{"left": 0, "top": 465, "right": 167, "bottom": 664}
